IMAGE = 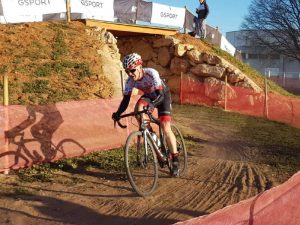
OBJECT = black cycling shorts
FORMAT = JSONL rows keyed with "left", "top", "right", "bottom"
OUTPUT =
{"left": 135, "top": 90, "right": 172, "bottom": 117}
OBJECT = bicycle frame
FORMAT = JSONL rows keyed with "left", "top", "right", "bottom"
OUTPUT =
{"left": 116, "top": 109, "right": 167, "bottom": 163}
{"left": 143, "top": 124, "right": 166, "bottom": 163}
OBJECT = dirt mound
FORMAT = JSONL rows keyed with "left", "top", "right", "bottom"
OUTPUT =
{"left": 0, "top": 21, "right": 114, "bottom": 105}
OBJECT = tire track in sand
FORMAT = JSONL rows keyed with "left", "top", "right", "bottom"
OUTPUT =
{"left": 149, "top": 157, "right": 273, "bottom": 215}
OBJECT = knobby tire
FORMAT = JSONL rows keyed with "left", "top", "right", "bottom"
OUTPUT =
{"left": 171, "top": 124, "right": 188, "bottom": 175}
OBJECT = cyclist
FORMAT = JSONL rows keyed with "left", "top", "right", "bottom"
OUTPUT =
{"left": 112, "top": 53, "right": 179, "bottom": 176}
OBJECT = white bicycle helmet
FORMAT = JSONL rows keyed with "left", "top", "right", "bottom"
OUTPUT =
{"left": 123, "top": 53, "right": 143, "bottom": 70}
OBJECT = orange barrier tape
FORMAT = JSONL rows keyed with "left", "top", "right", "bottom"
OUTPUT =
{"left": 181, "top": 79, "right": 300, "bottom": 129}
{"left": 174, "top": 171, "right": 300, "bottom": 225}
{"left": 0, "top": 96, "right": 142, "bottom": 172}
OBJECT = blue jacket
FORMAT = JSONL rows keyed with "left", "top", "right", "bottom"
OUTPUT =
{"left": 196, "top": 1, "right": 209, "bottom": 19}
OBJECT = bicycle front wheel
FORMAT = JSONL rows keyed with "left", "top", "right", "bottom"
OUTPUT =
{"left": 124, "top": 131, "right": 158, "bottom": 197}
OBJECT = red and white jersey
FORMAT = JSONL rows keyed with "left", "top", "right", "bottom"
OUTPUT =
{"left": 124, "top": 68, "right": 165, "bottom": 99}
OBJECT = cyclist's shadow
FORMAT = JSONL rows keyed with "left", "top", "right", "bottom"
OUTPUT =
{"left": 4, "top": 104, "right": 64, "bottom": 163}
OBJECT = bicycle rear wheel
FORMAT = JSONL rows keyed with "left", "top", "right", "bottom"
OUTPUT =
{"left": 124, "top": 131, "right": 158, "bottom": 196}
{"left": 171, "top": 124, "right": 188, "bottom": 175}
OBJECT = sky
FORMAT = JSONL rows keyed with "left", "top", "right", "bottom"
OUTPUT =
{"left": 152, "top": 0, "right": 253, "bottom": 35}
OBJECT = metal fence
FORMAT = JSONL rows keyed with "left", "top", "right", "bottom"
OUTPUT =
{"left": 265, "top": 71, "right": 300, "bottom": 95}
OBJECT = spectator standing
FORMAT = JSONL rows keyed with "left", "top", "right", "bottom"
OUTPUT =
{"left": 194, "top": 0, "right": 209, "bottom": 38}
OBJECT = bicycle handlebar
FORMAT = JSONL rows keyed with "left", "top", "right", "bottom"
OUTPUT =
{"left": 114, "top": 109, "right": 159, "bottom": 129}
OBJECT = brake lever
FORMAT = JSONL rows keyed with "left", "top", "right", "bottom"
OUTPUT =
{"left": 117, "top": 120, "right": 127, "bottom": 129}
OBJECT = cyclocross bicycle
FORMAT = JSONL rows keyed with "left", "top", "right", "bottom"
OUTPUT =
{"left": 115, "top": 109, "right": 187, "bottom": 197}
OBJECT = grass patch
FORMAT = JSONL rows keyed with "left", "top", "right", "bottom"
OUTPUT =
{"left": 17, "top": 164, "right": 56, "bottom": 182}
{"left": 33, "top": 61, "right": 92, "bottom": 79}
{"left": 74, "top": 63, "right": 93, "bottom": 79}
{"left": 52, "top": 29, "right": 67, "bottom": 60}
{"left": 174, "top": 104, "right": 300, "bottom": 146}
{"left": 53, "top": 148, "right": 125, "bottom": 172}
{"left": 26, "top": 41, "right": 49, "bottom": 60}
{"left": 23, "top": 80, "right": 50, "bottom": 93}
{"left": 52, "top": 62, "right": 66, "bottom": 73}
{"left": 34, "top": 64, "right": 52, "bottom": 77}
{"left": 17, "top": 148, "right": 125, "bottom": 182}
{"left": 48, "top": 22, "right": 71, "bottom": 31}
{"left": 14, "top": 187, "right": 36, "bottom": 196}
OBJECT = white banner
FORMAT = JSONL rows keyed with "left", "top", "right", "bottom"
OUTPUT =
{"left": 1, "top": 0, "right": 66, "bottom": 23}
{"left": 70, "top": 0, "right": 114, "bottom": 21}
{"left": 1, "top": 0, "right": 66, "bottom": 15}
{"left": 151, "top": 3, "right": 185, "bottom": 28}
{"left": 221, "top": 35, "right": 236, "bottom": 56}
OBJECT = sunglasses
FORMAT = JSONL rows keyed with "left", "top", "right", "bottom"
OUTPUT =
{"left": 126, "top": 68, "right": 137, "bottom": 76}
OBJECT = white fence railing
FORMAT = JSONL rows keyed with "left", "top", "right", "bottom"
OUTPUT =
{"left": 265, "top": 71, "right": 300, "bottom": 79}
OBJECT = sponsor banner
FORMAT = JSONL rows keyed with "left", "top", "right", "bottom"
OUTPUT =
{"left": 70, "top": 0, "right": 114, "bottom": 21}
{"left": 151, "top": 3, "right": 185, "bottom": 27}
{"left": 220, "top": 35, "right": 236, "bottom": 56}
{"left": 1, "top": 0, "right": 66, "bottom": 15}
{"left": 0, "top": 0, "right": 66, "bottom": 23}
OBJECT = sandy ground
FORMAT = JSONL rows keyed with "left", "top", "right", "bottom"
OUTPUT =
{"left": 0, "top": 104, "right": 292, "bottom": 225}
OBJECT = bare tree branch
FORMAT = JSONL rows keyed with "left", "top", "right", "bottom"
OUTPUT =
{"left": 242, "top": 0, "right": 300, "bottom": 61}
